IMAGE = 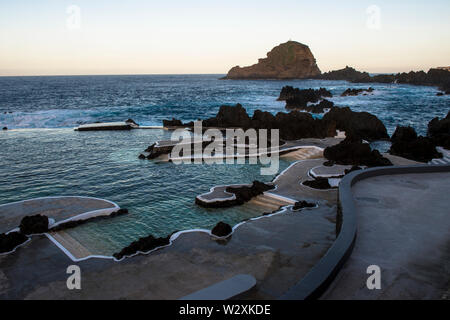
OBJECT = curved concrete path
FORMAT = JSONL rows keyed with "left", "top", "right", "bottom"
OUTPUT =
{"left": 322, "top": 171, "right": 450, "bottom": 299}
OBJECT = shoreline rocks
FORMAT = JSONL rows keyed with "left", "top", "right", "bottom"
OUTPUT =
{"left": 2, "top": 127, "right": 7, "bottom": 131}
{"left": 323, "top": 137, "right": 392, "bottom": 167}
{"left": 211, "top": 221, "right": 233, "bottom": 237}
{"left": 19, "top": 214, "right": 49, "bottom": 235}
{"left": 389, "top": 126, "right": 442, "bottom": 162}
{"left": 50, "top": 209, "right": 129, "bottom": 232}
{"left": 303, "top": 177, "right": 332, "bottom": 190}
{"left": 317, "top": 66, "right": 450, "bottom": 92}
{"left": 0, "top": 232, "right": 29, "bottom": 254}
{"left": 222, "top": 41, "right": 321, "bottom": 80}
{"left": 113, "top": 234, "right": 171, "bottom": 260}
{"left": 428, "top": 111, "right": 450, "bottom": 150}
{"left": 196, "top": 181, "right": 275, "bottom": 208}
{"left": 292, "top": 200, "right": 316, "bottom": 211}
{"left": 341, "top": 87, "right": 374, "bottom": 96}
{"left": 278, "top": 86, "right": 333, "bottom": 111}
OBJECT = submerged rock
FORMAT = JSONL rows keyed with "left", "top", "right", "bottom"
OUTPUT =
{"left": 113, "top": 234, "right": 171, "bottom": 260}
{"left": 211, "top": 221, "right": 233, "bottom": 237}
{"left": 2, "top": 127, "right": 7, "bottom": 130}
{"left": 389, "top": 126, "right": 442, "bottom": 162}
{"left": 19, "top": 214, "right": 49, "bottom": 235}
{"left": 324, "top": 137, "right": 392, "bottom": 167}
{"left": 292, "top": 200, "right": 316, "bottom": 211}
{"left": 428, "top": 111, "right": 450, "bottom": 149}
{"left": 223, "top": 41, "right": 321, "bottom": 80}
{"left": 163, "top": 118, "right": 184, "bottom": 127}
{"left": 0, "top": 232, "right": 29, "bottom": 254}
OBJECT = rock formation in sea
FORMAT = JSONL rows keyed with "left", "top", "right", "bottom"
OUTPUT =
{"left": 277, "top": 86, "right": 333, "bottom": 112}
{"left": 341, "top": 87, "right": 374, "bottom": 96}
{"left": 317, "top": 66, "right": 450, "bottom": 92}
{"left": 323, "top": 136, "right": 392, "bottom": 167}
{"left": 322, "top": 107, "right": 389, "bottom": 141}
{"left": 222, "top": 41, "right": 321, "bottom": 80}
{"left": 211, "top": 221, "right": 233, "bottom": 237}
{"left": 428, "top": 111, "right": 450, "bottom": 149}
{"left": 389, "top": 126, "right": 442, "bottom": 162}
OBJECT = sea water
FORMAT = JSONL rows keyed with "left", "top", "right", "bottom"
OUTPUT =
{"left": 0, "top": 75, "right": 448, "bottom": 255}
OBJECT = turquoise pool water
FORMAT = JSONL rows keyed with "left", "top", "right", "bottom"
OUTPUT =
{"left": 0, "top": 128, "right": 290, "bottom": 255}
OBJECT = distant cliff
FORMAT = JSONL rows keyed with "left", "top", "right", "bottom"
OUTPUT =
{"left": 222, "top": 41, "right": 321, "bottom": 80}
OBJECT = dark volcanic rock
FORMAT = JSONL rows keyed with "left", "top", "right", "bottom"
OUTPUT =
{"left": 282, "top": 87, "right": 332, "bottom": 110}
{"left": 225, "top": 181, "right": 275, "bottom": 204}
{"left": 51, "top": 209, "right": 129, "bottom": 232}
{"left": 323, "top": 160, "right": 335, "bottom": 167}
{"left": 292, "top": 200, "right": 316, "bottom": 211}
{"left": 390, "top": 126, "right": 442, "bottom": 162}
{"left": 19, "top": 214, "right": 49, "bottom": 235}
{"left": 113, "top": 234, "right": 171, "bottom": 260}
{"left": 428, "top": 111, "right": 450, "bottom": 149}
{"left": 223, "top": 41, "right": 321, "bottom": 80}
{"left": 125, "top": 118, "right": 139, "bottom": 126}
{"left": 303, "top": 178, "right": 332, "bottom": 189}
{"left": 341, "top": 87, "right": 374, "bottom": 96}
{"left": 163, "top": 118, "right": 183, "bottom": 127}
{"left": 2, "top": 127, "right": 7, "bottom": 130}
{"left": 323, "top": 107, "right": 389, "bottom": 141}
{"left": 196, "top": 181, "right": 275, "bottom": 208}
{"left": 318, "top": 66, "right": 450, "bottom": 91}
{"left": 317, "top": 66, "right": 373, "bottom": 82}
{"left": 211, "top": 221, "right": 233, "bottom": 237}
{"left": 324, "top": 137, "right": 392, "bottom": 167}
{"left": 0, "top": 232, "right": 29, "bottom": 254}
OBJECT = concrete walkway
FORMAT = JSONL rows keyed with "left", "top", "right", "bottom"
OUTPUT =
{"left": 0, "top": 196, "right": 118, "bottom": 234}
{"left": 322, "top": 172, "right": 450, "bottom": 299}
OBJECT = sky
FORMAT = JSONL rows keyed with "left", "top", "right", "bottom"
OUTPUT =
{"left": 0, "top": 0, "right": 449, "bottom": 76}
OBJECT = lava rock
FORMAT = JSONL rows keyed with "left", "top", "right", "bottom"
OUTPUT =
{"left": 322, "top": 107, "right": 390, "bottom": 141}
{"left": 292, "top": 200, "right": 316, "bottom": 210}
{"left": 2, "top": 127, "right": 7, "bottom": 130}
{"left": 162, "top": 118, "right": 184, "bottom": 127}
{"left": 390, "top": 126, "right": 442, "bottom": 162}
{"left": 225, "top": 181, "right": 275, "bottom": 205}
{"left": 428, "top": 111, "right": 450, "bottom": 149}
{"left": 223, "top": 41, "right": 321, "bottom": 80}
{"left": 0, "top": 232, "right": 29, "bottom": 254}
{"left": 125, "top": 118, "right": 139, "bottom": 126}
{"left": 324, "top": 137, "right": 392, "bottom": 167}
{"left": 211, "top": 221, "right": 233, "bottom": 237}
{"left": 341, "top": 87, "right": 374, "bottom": 96}
{"left": 51, "top": 209, "right": 129, "bottom": 232}
{"left": 113, "top": 234, "right": 171, "bottom": 260}
{"left": 323, "top": 160, "right": 335, "bottom": 167}
{"left": 303, "top": 178, "right": 332, "bottom": 189}
{"left": 282, "top": 87, "right": 332, "bottom": 109}
{"left": 19, "top": 214, "right": 49, "bottom": 235}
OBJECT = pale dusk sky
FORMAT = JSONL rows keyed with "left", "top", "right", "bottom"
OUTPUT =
{"left": 0, "top": 0, "right": 449, "bottom": 76}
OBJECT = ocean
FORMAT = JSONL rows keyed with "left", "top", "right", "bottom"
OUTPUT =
{"left": 0, "top": 74, "right": 449, "bottom": 255}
